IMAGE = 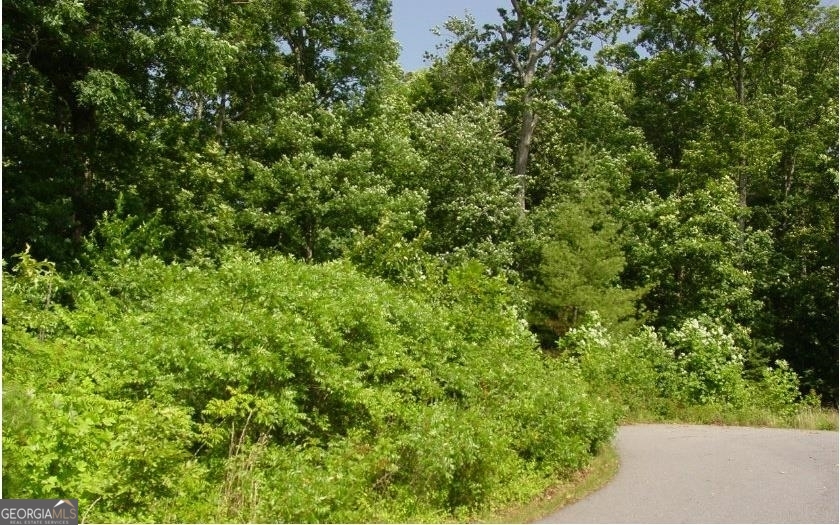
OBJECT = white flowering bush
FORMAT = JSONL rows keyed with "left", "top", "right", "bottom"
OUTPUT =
{"left": 665, "top": 317, "right": 750, "bottom": 407}
{"left": 558, "top": 312, "right": 804, "bottom": 419}
{"left": 751, "top": 360, "right": 801, "bottom": 417}
{"left": 558, "top": 312, "right": 675, "bottom": 416}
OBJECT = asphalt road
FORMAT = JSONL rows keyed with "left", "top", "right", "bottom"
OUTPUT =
{"left": 538, "top": 424, "right": 839, "bottom": 524}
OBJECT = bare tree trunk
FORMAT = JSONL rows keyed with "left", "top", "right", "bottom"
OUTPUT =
{"left": 734, "top": 18, "right": 748, "bottom": 233}
{"left": 515, "top": 105, "right": 538, "bottom": 212}
{"left": 216, "top": 92, "right": 227, "bottom": 139}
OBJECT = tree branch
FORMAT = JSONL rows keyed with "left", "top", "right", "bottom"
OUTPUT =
{"left": 497, "top": 26, "right": 526, "bottom": 80}
{"left": 536, "top": 0, "right": 598, "bottom": 63}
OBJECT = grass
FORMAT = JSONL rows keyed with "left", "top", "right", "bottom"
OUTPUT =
{"left": 655, "top": 405, "right": 838, "bottom": 431}
{"left": 615, "top": 401, "right": 839, "bottom": 431}
{"left": 472, "top": 444, "right": 620, "bottom": 524}
{"left": 790, "top": 405, "right": 839, "bottom": 431}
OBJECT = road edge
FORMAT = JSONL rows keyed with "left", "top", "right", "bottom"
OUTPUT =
{"left": 473, "top": 443, "right": 620, "bottom": 524}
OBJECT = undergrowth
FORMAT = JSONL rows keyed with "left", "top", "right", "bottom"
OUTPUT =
{"left": 3, "top": 251, "right": 830, "bottom": 524}
{"left": 558, "top": 312, "right": 836, "bottom": 431}
{"left": 3, "top": 250, "right": 616, "bottom": 523}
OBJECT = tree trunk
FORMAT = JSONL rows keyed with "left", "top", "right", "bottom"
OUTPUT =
{"left": 784, "top": 154, "right": 795, "bottom": 200}
{"left": 734, "top": 22, "right": 748, "bottom": 233}
{"left": 216, "top": 92, "right": 227, "bottom": 139}
{"left": 515, "top": 105, "right": 537, "bottom": 212}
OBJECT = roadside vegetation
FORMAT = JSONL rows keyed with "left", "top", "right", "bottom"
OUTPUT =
{"left": 3, "top": 246, "right": 833, "bottom": 522}
{"left": 4, "top": 249, "right": 620, "bottom": 522}
{"left": 558, "top": 313, "right": 838, "bottom": 431}
{"left": 3, "top": 0, "right": 837, "bottom": 522}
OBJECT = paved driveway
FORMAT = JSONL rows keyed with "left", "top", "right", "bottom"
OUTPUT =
{"left": 538, "top": 424, "right": 838, "bottom": 523}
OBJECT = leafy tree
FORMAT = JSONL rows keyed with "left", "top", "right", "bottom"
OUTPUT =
{"left": 621, "top": 178, "right": 762, "bottom": 336}
{"left": 518, "top": 66, "right": 653, "bottom": 342}
{"left": 3, "top": 0, "right": 401, "bottom": 266}
{"left": 4, "top": 0, "right": 173, "bottom": 262}
{"left": 527, "top": 65, "right": 656, "bottom": 205}
{"left": 406, "top": 15, "right": 498, "bottom": 113}
{"left": 487, "top": 0, "right": 625, "bottom": 210}
{"left": 408, "top": 104, "right": 521, "bottom": 259}
{"left": 628, "top": 0, "right": 838, "bottom": 401}
{"left": 632, "top": 0, "right": 821, "bottom": 212}
{"left": 748, "top": 7, "right": 839, "bottom": 402}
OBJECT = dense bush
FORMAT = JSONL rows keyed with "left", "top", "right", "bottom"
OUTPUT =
{"left": 558, "top": 313, "right": 674, "bottom": 417}
{"left": 558, "top": 312, "right": 804, "bottom": 422}
{"left": 3, "top": 251, "right": 615, "bottom": 522}
{"left": 665, "top": 317, "right": 750, "bottom": 407}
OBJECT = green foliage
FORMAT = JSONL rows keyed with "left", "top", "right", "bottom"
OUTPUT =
{"left": 527, "top": 195, "right": 644, "bottom": 344}
{"left": 622, "top": 179, "right": 761, "bottom": 333}
{"left": 628, "top": 0, "right": 839, "bottom": 402}
{"left": 753, "top": 360, "right": 802, "bottom": 418}
{"left": 665, "top": 317, "right": 749, "bottom": 407}
{"left": 3, "top": 251, "right": 614, "bottom": 522}
{"left": 559, "top": 313, "right": 676, "bottom": 417}
{"left": 528, "top": 67, "right": 657, "bottom": 205}
{"left": 3, "top": 2, "right": 838, "bottom": 522}
{"left": 558, "top": 312, "right": 804, "bottom": 421}
{"left": 82, "top": 194, "right": 174, "bottom": 266}
{"left": 2, "top": 0, "right": 400, "bottom": 265}
{"left": 409, "top": 104, "right": 521, "bottom": 257}
{"left": 406, "top": 15, "right": 497, "bottom": 113}
{"left": 345, "top": 190, "right": 441, "bottom": 287}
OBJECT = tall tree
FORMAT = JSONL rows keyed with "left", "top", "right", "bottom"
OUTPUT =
{"left": 2, "top": 0, "right": 242, "bottom": 263}
{"left": 751, "top": 7, "right": 839, "bottom": 403}
{"left": 628, "top": 0, "right": 838, "bottom": 402}
{"left": 2, "top": 0, "right": 400, "bottom": 266}
{"left": 487, "top": 0, "right": 623, "bottom": 211}
{"left": 523, "top": 67, "right": 654, "bottom": 343}
{"left": 634, "top": 0, "right": 820, "bottom": 223}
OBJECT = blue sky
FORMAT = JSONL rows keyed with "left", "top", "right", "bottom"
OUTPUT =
{"left": 391, "top": 0, "right": 636, "bottom": 71}
{"left": 391, "top": 0, "right": 839, "bottom": 72}
{"left": 392, "top": 0, "right": 501, "bottom": 71}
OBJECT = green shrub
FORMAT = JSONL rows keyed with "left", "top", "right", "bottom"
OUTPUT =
{"left": 750, "top": 360, "right": 801, "bottom": 417}
{"left": 558, "top": 313, "right": 674, "bottom": 417}
{"left": 557, "top": 313, "right": 805, "bottom": 422}
{"left": 665, "top": 317, "right": 749, "bottom": 407}
{"left": 3, "top": 250, "right": 615, "bottom": 522}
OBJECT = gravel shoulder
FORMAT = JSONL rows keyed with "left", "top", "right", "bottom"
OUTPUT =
{"left": 538, "top": 424, "right": 839, "bottom": 524}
